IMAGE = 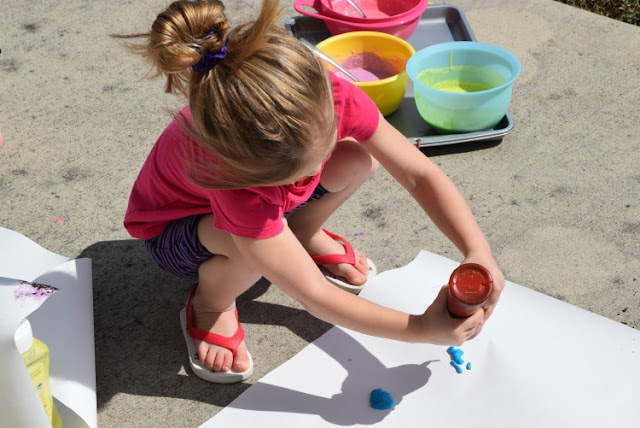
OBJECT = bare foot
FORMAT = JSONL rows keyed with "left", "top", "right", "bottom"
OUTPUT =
{"left": 307, "top": 231, "right": 371, "bottom": 286}
{"left": 190, "top": 295, "right": 250, "bottom": 373}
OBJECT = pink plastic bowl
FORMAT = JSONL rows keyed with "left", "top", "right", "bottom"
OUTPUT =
{"left": 294, "top": 0, "right": 427, "bottom": 23}
{"left": 293, "top": 0, "right": 428, "bottom": 39}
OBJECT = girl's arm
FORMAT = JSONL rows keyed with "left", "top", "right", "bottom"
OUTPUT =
{"left": 232, "top": 225, "right": 482, "bottom": 346}
{"left": 361, "top": 113, "right": 505, "bottom": 321}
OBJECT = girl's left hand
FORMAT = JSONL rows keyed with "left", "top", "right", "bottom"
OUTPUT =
{"left": 461, "top": 252, "right": 505, "bottom": 323}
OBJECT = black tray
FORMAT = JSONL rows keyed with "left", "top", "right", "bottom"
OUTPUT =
{"left": 285, "top": 4, "right": 515, "bottom": 148}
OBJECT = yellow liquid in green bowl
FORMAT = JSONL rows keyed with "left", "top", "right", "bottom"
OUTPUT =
{"left": 413, "top": 65, "right": 511, "bottom": 132}
{"left": 418, "top": 65, "right": 506, "bottom": 92}
{"left": 431, "top": 80, "right": 494, "bottom": 93}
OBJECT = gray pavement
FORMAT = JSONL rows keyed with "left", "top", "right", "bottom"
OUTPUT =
{"left": 1, "top": 0, "right": 639, "bottom": 426}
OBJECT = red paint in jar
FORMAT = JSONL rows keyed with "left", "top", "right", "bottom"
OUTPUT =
{"left": 447, "top": 263, "right": 493, "bottom": 318}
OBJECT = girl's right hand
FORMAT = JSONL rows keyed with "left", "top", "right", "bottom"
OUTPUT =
{"left": 417, "top": 285, "right": 484, "bottom": 346}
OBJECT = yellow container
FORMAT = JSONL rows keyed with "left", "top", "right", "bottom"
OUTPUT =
{"left": 15, "top": 320, "right": 63, "bottom": 427}
{"left": 316, "top": 31, "right": 415, "bottom": 116}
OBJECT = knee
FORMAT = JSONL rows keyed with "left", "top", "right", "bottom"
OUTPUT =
{"left": 338, "top": 139, "right": 379, "bottom": 177}
{"left": 198, "top": 214, "right": 244, "bottom": 260}
{"left": 321, "top": 140, "right": 379, "bottom": 191}
{"left": 353, "top": 143, "right": 380, "bottom": 179}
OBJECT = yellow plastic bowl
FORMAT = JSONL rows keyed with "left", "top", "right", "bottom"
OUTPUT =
{"left": 316, "top": 31, "right": 416, "bottom": 116}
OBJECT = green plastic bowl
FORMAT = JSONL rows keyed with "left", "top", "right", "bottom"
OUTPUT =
{"left": 407, "top": 42, "right": 521, "bottom": 132}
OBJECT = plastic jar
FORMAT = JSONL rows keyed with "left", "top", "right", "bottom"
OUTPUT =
{"left": 446, "top": 263, "right": 493, "bottom": 318}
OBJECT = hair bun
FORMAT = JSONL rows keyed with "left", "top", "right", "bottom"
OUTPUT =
{"left": 151, "top": 1, "right": 230, "bottom": 75}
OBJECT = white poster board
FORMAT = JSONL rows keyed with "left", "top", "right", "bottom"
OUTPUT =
{"left": 0, "top": 227, "right": 97, "bottom": 428}
{"left": 204, "top": 251, "right": 640, "bottom": 427}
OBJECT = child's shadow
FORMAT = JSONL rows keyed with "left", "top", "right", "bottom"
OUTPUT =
{"left": 79, "top": 239, "right": 328, "bottom": 409}
{"left": 79, "top": 239, "right": 434, "bottom": 423}
{"left": 229, "top": 327, "right": 436, "bottom": 425}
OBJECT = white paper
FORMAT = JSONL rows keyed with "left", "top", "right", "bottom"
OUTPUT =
{"left": 0, "top": 227, "right": 97, "bottom": 428}
{"left": 0, "top": 277, "right": 58, "bottom": 427}
{"left": 204, "top": 251, "right": 640, "bottom": 427}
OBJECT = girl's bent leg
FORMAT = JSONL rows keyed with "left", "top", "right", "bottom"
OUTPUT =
{"left": 191, "top": 215, "right": 260, "bottom": 372}
{"left": 287, "top": 140, "right": 379, "bottom": 284}
{"left": 288, "top": 139, "right": 379, "bottom": 241}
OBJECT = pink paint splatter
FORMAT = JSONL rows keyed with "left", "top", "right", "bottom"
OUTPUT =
{"left": 14, "top": 281, "right": 58, "bottom": 300}
{"left": 56, "top": 217, "right": 65, "bottom": 223}
{"left": 356, "top": 232, "right": 366, "bottom": 237}
{"left": 534, "top": 84, "right": 545, "bottom": 92}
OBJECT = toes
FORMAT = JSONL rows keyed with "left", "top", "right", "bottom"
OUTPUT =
{"left": 325, "top": 261, "right": 367, "bottom": 285}
{"left": 221, "top": 351, "right": 233, "bottom": 372}
{"left": 203, "top": 349, "right": 217, "bottom": 370}
{"left": 233, "top": 343, "right": 250, "bottom": 372}
{"left": 212, "top": 351, "right": 227, "bottom": 372}
{"left": 197, "top": 340, "right": 248, "bottom": 373}
{"left": 197, "top": 343, "right": 211, "bottom": 369}
{"left": 197, "top": 341, "right": 232, "bottom": 372}
{"left": 342, "top": 265, "right": 367, "bottom": 285}
{"left": 356, "top": 253, "right": 370, "bottom": 275}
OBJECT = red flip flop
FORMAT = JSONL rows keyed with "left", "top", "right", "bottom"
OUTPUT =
{"left": 310, "top": 229, "right": 377, "bottom": 294}
{"left": 180, "top": 284, "right": 253, "bottom": 383}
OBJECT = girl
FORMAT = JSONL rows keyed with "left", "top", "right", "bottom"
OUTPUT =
{"left": 118, "top": 0, "right": 505, "bottom": 383}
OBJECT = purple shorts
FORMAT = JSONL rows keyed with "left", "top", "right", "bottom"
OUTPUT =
{"left": 143, "top": 214, "right": 213, "bottom": 278}
{"left": 143, "top": 183, "right": 329, "bottom": 278}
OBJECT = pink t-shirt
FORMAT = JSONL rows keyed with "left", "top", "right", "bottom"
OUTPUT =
{"left": 124, "top": 73, "right": 380, "bottom": 240}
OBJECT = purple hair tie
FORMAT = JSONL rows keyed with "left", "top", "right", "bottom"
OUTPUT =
{"left": 192, "top": 32, "right": 229, "bottom": 73}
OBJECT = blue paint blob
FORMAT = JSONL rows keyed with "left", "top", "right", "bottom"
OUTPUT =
{"left": 446, "top": 346, "right": 465, "bottom": 365}
{"left": 466, "top": 362, "right": 472, "bottom": 370}
{"left": 370, "top": 388, "right": 395, "bottom": 410}
{"left": 450, "top": 361, "right": 463, "bottom": 374}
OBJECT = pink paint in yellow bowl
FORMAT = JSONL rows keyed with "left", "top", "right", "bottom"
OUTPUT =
{"left": 334, "top": 52, "right": 399, "bottom": 82}
{"left": 317, "top": 31, "right": 416, "bottom": 116}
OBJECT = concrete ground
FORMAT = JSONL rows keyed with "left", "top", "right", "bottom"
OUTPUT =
{"left": 1, "top": 0, "right": 638, "bottom": 426}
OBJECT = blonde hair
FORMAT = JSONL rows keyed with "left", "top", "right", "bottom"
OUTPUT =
{"left": 114, "top": 0, "right": 336, "bottom": 189}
